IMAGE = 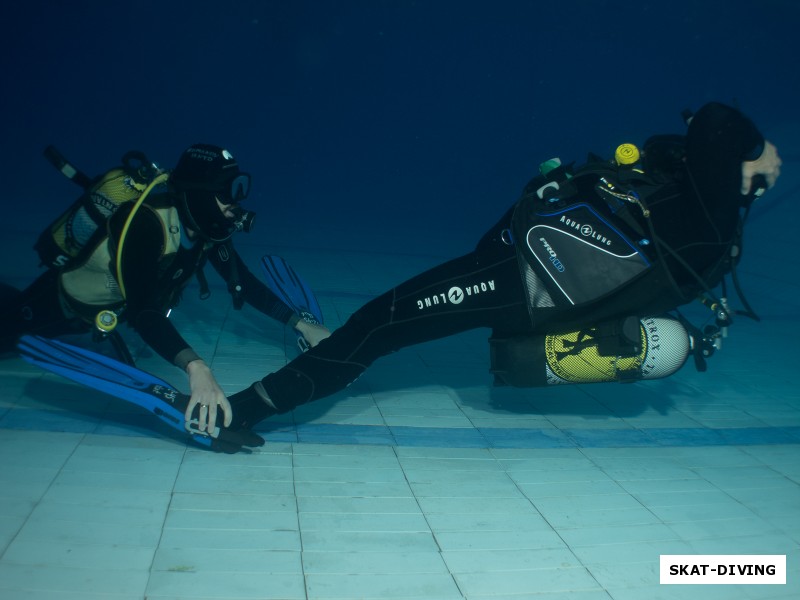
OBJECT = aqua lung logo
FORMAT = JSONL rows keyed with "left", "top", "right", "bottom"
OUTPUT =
{"left": 417, "top": 281, "right": 496, "bottom": 310}
{"left": 560, "top": 215, "right": 612, "bottom": 246}
{"left": 539, "top": 237, "right": 565, "bottom": 272}
{"left": 448, "top": 287, "right": 465, "bottom": 304}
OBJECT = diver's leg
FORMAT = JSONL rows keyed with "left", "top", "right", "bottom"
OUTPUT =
{"left": 0, "top": 271, "right": 83, "bottom": 353}
{"left": 231, "top": 243, "right": 530, "bottom": 426}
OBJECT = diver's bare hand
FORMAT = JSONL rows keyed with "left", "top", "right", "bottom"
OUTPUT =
{"left": 185, "top": 360, "right": 232, "bottom": 436}
{"left": 742, "top": 140, "right": 781, "bottom": 194}
{"left": 295, "top": 320, "right": 331, "bottom": 348}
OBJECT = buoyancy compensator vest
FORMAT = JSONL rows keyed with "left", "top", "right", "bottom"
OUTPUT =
{"left": 490, "top": 129, "right": 758, "bottom": 387}
{"left": 58, "top": 193, "right": 182, "bottom": 323}
{"left": 37, "top": 146, "right": 173, "bottom": 335}
{"left": 510, "top": 143, "right": 690, "bottom": 311}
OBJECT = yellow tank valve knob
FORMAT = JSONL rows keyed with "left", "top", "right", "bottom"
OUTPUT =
{"left": 614, "top": 143, "right": 641, "bottom": 166}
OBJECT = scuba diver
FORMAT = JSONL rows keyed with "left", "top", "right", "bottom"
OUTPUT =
{"left": 210, "top": 101, "right": 781, "bottom": 438}
{"left": 1, "top": 144, "right": 330, "bottom": 430}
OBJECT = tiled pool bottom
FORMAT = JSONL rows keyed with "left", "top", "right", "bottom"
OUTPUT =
{"left": 1, "top": 247, "right": 799, "bottom": 599}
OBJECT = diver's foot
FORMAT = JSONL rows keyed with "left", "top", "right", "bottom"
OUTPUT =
{"left": 228, "top": 382, "right": 278, "bottom": 429}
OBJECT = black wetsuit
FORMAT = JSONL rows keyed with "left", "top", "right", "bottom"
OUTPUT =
{"left": 255, "top": 217, "right": 531, "bottom": 413}
{"left": 0, "top": 191, "right": 295, "bottom": 368}
{"left": 230, "top": 102, "right": 766, "bottom": 425}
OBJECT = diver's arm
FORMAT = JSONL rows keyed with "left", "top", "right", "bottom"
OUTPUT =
{"left": 207, "top": 241, "right": 332, "bottom": 347}
{"left": 111, "top": 206, "right": 195, "bottom": 364}
{"left": 206, "top": 241, "right": 296, "bottom": 323}
{"left": 112, "top": 208, "right": 231, "bottom": 434}
{"left": 132, "top": 309, "right": 234, "bottom": 435}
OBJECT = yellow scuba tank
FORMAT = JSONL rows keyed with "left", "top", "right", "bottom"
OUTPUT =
{"left": 35, "top": 148, "right": 165, "bottom": 269}
{"left": 489, "top": 316, "right": 692, "bottom": 387}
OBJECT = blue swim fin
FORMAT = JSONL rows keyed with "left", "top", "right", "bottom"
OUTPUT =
{"left": 16, "top": 335, "right": 263, "bottom": 453}
{"left": 260, "top": 255, "right": 324, "bottom": 351}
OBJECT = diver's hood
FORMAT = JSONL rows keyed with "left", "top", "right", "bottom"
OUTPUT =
{"left": 170, "top": 144, "right": 246, "bottom": 243}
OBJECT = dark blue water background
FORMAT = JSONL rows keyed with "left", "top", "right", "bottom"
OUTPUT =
{"left": 1, "top": 0, "right": 795, "bottom": 265}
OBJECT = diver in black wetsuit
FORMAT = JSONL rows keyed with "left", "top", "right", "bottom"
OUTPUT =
{"left": 226, "top": 102, "right": 781, "bottom": 430}
{"left": 208, "top": 102, "right": 780, "bottom": 438}
{"left": 1, "top": 144, "right": 329, "bottom": 430}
